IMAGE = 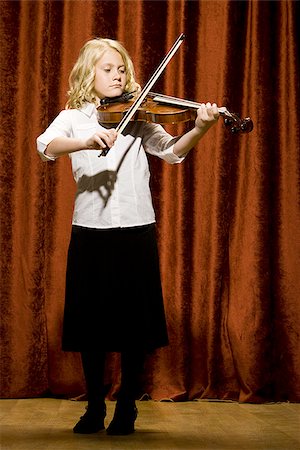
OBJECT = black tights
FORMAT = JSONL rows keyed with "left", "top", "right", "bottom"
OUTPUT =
{"left": 81, "top": 350, "right": 106, "bottom": 410}
{"left": 81, "top": 350, "right": 145, "bottom": 408}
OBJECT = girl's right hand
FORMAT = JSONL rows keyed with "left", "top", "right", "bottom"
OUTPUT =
{"left": 85, "top": 128, "right": 118, "bottom": 150}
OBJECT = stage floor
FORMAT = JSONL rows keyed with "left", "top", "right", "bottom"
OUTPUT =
{"left": 1, "top": 398, "right": 299, "bottom": 449}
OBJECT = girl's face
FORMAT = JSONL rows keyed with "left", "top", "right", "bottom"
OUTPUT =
{"left": 94, "top": 49, "right": 127, "bottom": 99}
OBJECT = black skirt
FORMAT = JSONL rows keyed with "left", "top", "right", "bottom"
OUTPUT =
{"left": 62, "top": 223, "right": 169, "bottom": 352}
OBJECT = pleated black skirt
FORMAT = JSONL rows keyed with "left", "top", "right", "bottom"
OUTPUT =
{"left": 62, "top": 223, "right": 169, "bottom": 352}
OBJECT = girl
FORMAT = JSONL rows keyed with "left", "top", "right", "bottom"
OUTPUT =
{"left": 37, "top": 38, "right": 219, "bottom": 436}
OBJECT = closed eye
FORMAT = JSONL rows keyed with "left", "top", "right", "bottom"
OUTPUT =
{"left": 103, "top": 66, "right": 125, "bottom": 74}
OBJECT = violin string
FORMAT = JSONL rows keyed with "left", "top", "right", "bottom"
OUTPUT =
{"left": 149, "top": 92, "right": 230, "bottom": 117}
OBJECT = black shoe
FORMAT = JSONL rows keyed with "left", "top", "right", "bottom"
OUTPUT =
{"left": 73, "top": 407, "right": 106, "bottom": 434}
{"left": 106, "top": 402, "right": 138, "bottom": 435}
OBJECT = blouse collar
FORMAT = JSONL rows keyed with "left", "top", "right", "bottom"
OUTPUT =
{"left": 79, "top": 102, "right": 98, "bottom": 118}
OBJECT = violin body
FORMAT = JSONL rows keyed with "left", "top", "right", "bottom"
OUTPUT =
{"left": 98, "top": 97, "right": 196, "bottom": 125}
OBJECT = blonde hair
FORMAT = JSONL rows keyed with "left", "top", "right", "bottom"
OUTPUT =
{"left": 66, "top": 38, "right": 140, "bottom": 109}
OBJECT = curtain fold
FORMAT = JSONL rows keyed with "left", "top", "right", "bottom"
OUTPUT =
{"left": 0, "top": 0, "right": 299, "bottom": 402}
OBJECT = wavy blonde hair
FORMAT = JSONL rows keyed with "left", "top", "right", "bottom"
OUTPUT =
{"left": 66, "top": 38, "right": 140, "bottom": 109}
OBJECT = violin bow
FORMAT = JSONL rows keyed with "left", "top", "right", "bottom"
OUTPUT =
{"left": 99, "top": 33, "right": 185, "bottom": 156}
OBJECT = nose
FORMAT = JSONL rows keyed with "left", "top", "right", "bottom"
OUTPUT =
{"left": 112, "top": 68, "right": 121, "bottom": 80}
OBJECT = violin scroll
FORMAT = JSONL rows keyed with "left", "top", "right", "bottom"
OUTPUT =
{"left": 221, "top": 110, "right": 254, "bottom": 134}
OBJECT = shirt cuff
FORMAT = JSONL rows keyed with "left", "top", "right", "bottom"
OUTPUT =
{"left": 36, "top": 139, "right": 57, "bottom": 161}
{"left": 161, "top": 142, "right": 186, "bottom": 164}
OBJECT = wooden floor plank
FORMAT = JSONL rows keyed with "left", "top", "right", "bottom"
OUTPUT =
{"left": 0, "top": 399, "right": 299, "bottom": 449}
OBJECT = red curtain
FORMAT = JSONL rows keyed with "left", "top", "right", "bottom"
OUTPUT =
{"left": 0, "top": 0, "right": 299, "bottom": 402}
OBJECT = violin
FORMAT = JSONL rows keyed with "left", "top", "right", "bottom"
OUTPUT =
{"left": 98, "top": 91, "right": 254, "bottom": 134}
{"left": 98, "top": 33, "right": 253, "bottom": 156}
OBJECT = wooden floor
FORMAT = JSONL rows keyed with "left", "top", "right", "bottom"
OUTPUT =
{"left": 0, "top": 399, "right": 299, "bottom": 449}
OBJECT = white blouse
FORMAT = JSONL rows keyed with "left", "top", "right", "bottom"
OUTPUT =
{"left": 37, "top": 103, "right": 185, "bottom": 229}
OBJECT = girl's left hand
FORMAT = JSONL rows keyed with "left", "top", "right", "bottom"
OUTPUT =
{"left": 195, "top": 102, "right": 219, "bottom": 132}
